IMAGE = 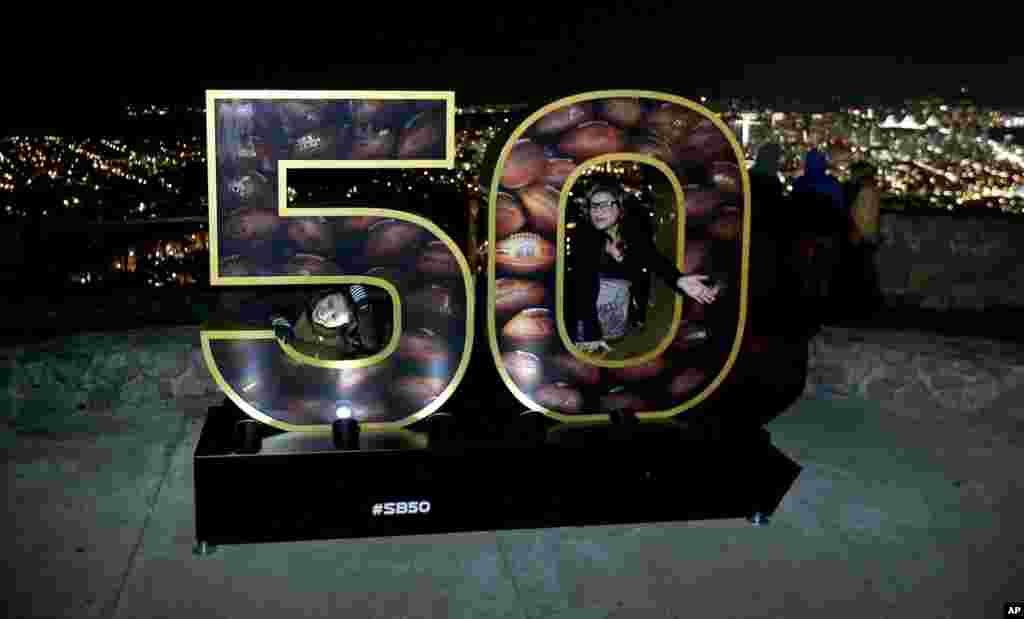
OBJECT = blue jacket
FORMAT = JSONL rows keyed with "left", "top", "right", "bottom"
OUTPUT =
{"left": 792, "top": 150, "right": 845, "bottom": 214}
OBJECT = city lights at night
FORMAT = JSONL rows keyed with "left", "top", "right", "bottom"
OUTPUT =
{"left": 2, "top": 95, "right": 1023, "bottom": 289}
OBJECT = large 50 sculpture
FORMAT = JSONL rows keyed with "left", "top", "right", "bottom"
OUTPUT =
{"left": 201, "top": 90, "right": 750, "bottom": 432}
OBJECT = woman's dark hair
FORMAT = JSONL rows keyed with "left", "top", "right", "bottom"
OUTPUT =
{"left": 585, "top": 183, "right": 624, "bottom": 204}
{"left": 584, "top": 173, "right": 626, "bottom": 204}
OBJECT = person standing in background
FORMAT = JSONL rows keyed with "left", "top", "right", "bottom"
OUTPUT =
{"left": 842, "top": 161, "right": 884, "bottom": 317}
{"left": 746, "top": 143, "right": 789, "bottom": 331}
{"left": 790, "top": 148, "right": 846, "bottom": 329}
{"left": 748, "top": 143, "right": 785, "bottom": 230}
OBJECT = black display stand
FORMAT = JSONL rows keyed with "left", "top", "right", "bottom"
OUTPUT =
{"left": 193, "top": 400, "right": 801, "bottom": 552}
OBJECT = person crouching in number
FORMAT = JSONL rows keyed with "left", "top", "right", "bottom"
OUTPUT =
{"left": 567, "top": 177, "right": 721, "bottom": 355}
{"left": 270, "top": 285, "right": 385, "bottom": 359}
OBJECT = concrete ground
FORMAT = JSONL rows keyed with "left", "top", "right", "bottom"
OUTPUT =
{"left": 4, "top": 369, "right": 1023, "bottom": 619}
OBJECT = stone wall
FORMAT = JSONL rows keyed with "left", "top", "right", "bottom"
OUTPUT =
{"left": 804, "top": 326, "right": 1024, "bottom": 417}
{"left": 2, "top": 327, "right": 221, "bottom": 436}
{"left": 876, "top": 212, "right": 1024, "bottom": 310}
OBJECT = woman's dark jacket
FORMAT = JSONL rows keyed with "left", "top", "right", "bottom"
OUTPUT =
{"left": 567, "top": 205, "right": 686, "bottom": 342}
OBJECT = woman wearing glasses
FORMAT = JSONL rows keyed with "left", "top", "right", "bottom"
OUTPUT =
{"left": 568, "top": 178, "right": 721, "bottom": 354}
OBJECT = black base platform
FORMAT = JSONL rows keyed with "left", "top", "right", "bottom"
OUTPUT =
{"left": 193, "top": 401, "right": 802, "bottom": 549}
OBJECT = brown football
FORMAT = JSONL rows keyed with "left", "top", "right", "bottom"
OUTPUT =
{"left": 678, "top": 119, "right": 733, "bottom": 165}
{"left": 629, "top": 130, "right": 678, "bottom": 166}
{"left": 710, "top": 161, "right": 742, "bottom": 196}
{"left": 397, "top": 327, "right": 452, "bottom": 366}
{"left": 348, "top": 125, "right": 397, "bottom": 159}
{"left": 534, "top": 382, "right": 584, "bottom": 414}
{"left": 558, "top": 121, "right": 626, "bottom": 161}
{"left": 543, "top": 158, "right": 578, "bottom": 189}
{"left": 284, "top": 253, "right": 342, "bottom": 275}
{"left": 682, "top": 188, "right": 721, "bottom": 219}
{"left": 289, "top": 128, "right": 341, "bottom": 160}
{"left": 708, "top": 210, "right": 741, "bottom": 241}
{"left": 365, "top": 219, "right": 425, "bottom": 261}
{"left": 495, "top": 278, "right": 546, "bottom": 316}
{"left": 393, "top": 375, "right": 448, "bottom": 409}
{"left": 495, "top": 232, "right": 556, "bottom": 275}
{"left": 222, "top": 207, "right": 279, "bottom": 242}
{"left": 502, "top": 350, "right": 543, "bottom": 393}
{"left": 502, "top": 307, "right": 556, "bottom": 350}
{"left": 599, "top": 391, "right": 651, "bottom": 413}
{"left": 363, "top": 266, "right": 415, "bottom": 294}
{"left": 282, "top": 100, "right": 328, "bottom": 124}
{"left": 397, "top": 109, "right": 444, "bottom": 159}
{"left": 683, "top": 239, "right": 710, "bottom": 274}
{"left": 219, "top": 254, "right": 261, "bottom": 276}
{"left": 341, "top": 215, "right": 387, "bottom": 233}
{"left": 669, "top": 321, "right": 710, "bottom": 354}
{"left": 645, "top": 103, "right": 698, "bottom": 144}
{"left": 667, "top": 368, "right": 707, "bottom": 398}
{"left": 349, "top": 100, "right": 402, "bottom": 125}
{"left": 227, "top": 172, "right": 272, "bottom": 208}
{"left": 405, "top": 284, "right": 464, "bottom": 321}
{"left": 285, "top": 218, "right": 336, "bottom": 254}
{"left": 531, "top": 102, "right": 593, "bottom": 135}
{"left": 416, "top": 240, "right": 461, "bottom": 278}
{"left": 501, "top": 139, "right": 547, "bottom": 190}
{"left": 606, "top": 356, "right": 667, "bottom": 383}
{"left": 600, "top": 98, "right": 645, "bottom": 128}
{"left": 495, "top": 192, "right": 527, "bottom": 239}
{"left": 548, "top": 353, "right": 601, "bottom": 386}
{"left": 517, "top": 184, "right": 561, "bottom": 237}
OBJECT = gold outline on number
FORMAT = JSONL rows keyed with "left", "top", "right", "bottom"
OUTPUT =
{"left": 486, "top": 90, "right": 750, "bottom": 423}
{"left": 202, "top": 90, "right": 471, "bottom": 433}
{"left": 555, "top": 154, "right": 684, "bottom": 368}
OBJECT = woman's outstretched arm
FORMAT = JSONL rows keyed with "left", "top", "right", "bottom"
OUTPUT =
{"left": 624, "top": 215, "right": 720, "bottom": 305}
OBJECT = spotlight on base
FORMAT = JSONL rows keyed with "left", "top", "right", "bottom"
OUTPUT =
{"left": 233, "top": 419, "right": 262, "bottom": 454}
{"left": 332, "top": 400, "right": 360, "bottom": 450}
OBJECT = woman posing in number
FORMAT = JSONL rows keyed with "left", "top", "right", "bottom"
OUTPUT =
{"left": 568, "top": 177, "right": 722, "bottom": 354}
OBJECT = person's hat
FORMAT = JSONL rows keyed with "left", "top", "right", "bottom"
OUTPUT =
{"left": 584, "top": 175, "right": 625, "bottom": 204}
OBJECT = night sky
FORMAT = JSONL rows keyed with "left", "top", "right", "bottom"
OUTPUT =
{"left": 3, "top": 9, "right": 1021, "bottom": 134}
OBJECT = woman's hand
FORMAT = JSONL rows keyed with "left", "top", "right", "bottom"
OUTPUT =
{"left": 577, "top": 340, "right": 613, "bottom": 354}
{"left": 604, "top": 238, "right": 626, "bottom": 263}
{"left": 677, "top": 275, "right": 721, "bottom": 304}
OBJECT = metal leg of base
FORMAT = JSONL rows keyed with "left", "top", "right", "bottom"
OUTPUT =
{"left": 748, "top": 512, "right": 770, "bottom": 527}
{"left": 193, "top": 541, "right": 218, "bottom": 556}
